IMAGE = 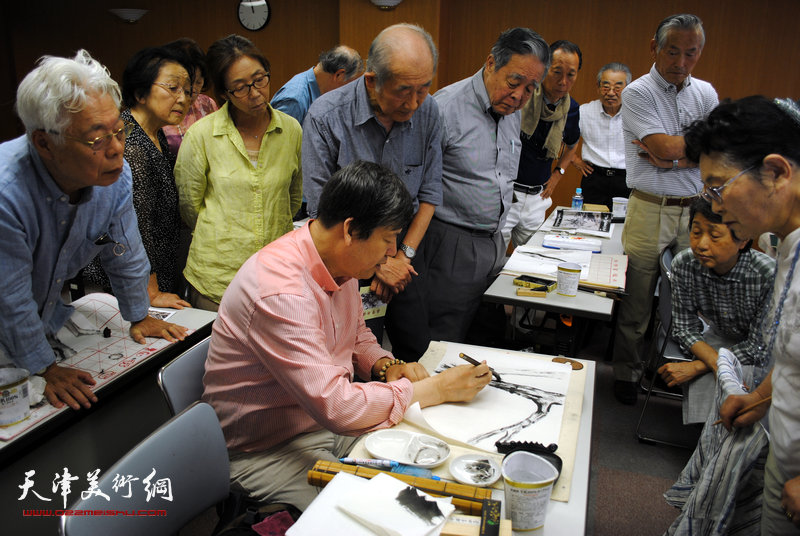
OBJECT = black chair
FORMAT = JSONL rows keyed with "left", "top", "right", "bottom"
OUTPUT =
{"left": 635, "top": 245, "right": 694, "bottom": 448}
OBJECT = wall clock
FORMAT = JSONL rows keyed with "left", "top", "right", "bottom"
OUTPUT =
{"left": 238, "top": 0, "right": 270, "bottom": 31}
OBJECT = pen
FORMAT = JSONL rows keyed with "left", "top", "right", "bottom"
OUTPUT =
{"left": 458, "top": 352, "right": 502, "bottom": 382}
{"left": 339, "top": 457, "right": 398, "bottom": 469}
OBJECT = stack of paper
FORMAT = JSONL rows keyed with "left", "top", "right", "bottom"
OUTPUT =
{"left": 288, "top": 472, "right": 455, "bottom": 536}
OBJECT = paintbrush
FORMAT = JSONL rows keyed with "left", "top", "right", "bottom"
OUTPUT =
{"left": 458, "top": 352, "right": 502, "bottom": 382}
{"left": 712, "top": 395, "right": 772, "bottom": 426}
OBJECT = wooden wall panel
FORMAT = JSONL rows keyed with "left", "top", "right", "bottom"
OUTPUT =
{"left": 1, "top": 0, "right": 339, "bottom": 141}
{"left": 437, "top": 0, "right": 800, "bottom": 209}
{"left": 2, "top": 0, "right": 799, "bottom": 209}
{"left": 338, "top": 0, "right": 441, "bottom": 88}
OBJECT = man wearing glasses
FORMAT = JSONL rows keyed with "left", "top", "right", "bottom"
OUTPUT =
{"left": 612, "top": 13, "right": 719, "bottom": 404}
{"left": 0, "top": 50, "right": 187, "bottom": 411}
{"left": 302, "top": 24, "right": 442, "bottom": 362}
{"left": 571, "top": 63, "right": 632, "bottom": 210}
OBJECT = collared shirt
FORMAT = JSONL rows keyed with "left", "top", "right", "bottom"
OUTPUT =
{"left": 174, "top": 102, "right": 303, "bottom": 303}
{"left": 270, "top": 67, "right": 321, "bottom": 125}
{"left": 671, "top": 248, "right": 775, "bottom": 366}
{"left": 579, "top": 98, "right": 625, "bottom": 169}
{"left": 432, "top": 69, "right": 521, "bottom": 231}
{"left": 0, "top": 136, "right": 150, "bottom": 373}
{"left": 302, "top": 76, "right": 442, "bottom": 218}
{"left": 202, "top": 223, "right": 413, "bottom": 452}
{"left": 768, "top": 226, "right": 800, "bottom": 476}
{"left": 516, "top": 96, "right": 580, "bottom": 187}
{"left": 622, "top": 64, "right": 718, "bottom": 196}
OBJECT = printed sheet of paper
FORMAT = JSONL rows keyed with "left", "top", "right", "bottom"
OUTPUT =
{"left": 405, "top": 345, "right": 572, "bottom": 452}
{"left": 0, "top": 293, "right": 187, "bottom": 441}
{"left": 501, "top": 246, "right": 592, "bottom": 279}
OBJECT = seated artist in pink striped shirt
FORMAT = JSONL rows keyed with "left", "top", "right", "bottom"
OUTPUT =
{"left": 202, "top": 160, "right": 492, "bottom": 511}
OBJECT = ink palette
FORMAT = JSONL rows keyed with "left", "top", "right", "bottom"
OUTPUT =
{"left": 365, "top": 429, "right": 450, "bottom": 468}
{"left": 449, "top": 454, "right": 501, "bottom": 487}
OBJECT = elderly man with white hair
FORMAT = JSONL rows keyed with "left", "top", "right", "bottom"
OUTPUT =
{"left": 0, "top": 50, "right": 187, "bottom": 411}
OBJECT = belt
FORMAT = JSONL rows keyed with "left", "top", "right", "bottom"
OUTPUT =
{"left": 632, "top": 189, "right": 698, "bottom": 207}
{"left": 513, "top": 182, "right": 544, "bottom": 195}
{"left": 590, "top": 164, "right": 625, "bottom": 177}
{"left": 432, "top": 217, "right": 494, "bottom": 237}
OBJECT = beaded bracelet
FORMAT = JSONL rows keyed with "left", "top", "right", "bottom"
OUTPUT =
{"left": 378, "top": 359, "right": 406, "bottom": 382}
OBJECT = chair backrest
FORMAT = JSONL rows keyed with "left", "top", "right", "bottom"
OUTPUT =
{"left": 658, "top": 245, "right": 676, "bottom": 330}
{"left": 157, "top": 336, "right": 211, "bottom": 415}
{"left": 60, "top": 401, "right": 229, "bottom": 536}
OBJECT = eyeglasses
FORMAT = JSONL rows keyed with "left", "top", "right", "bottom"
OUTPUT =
{"left": 153, "top": 82, "right": 192, "bottom": 99}
{"left": 600, "top": 82, "right": 625, "bottom": 93}
{"left": 227, "top": 73, "right": 270, "bottom": 98}
{"left": 701, "top": 165, "right": 755, "bottom": 204}
{"left": 62, "top": 123, "right": 134, "bottom": 152}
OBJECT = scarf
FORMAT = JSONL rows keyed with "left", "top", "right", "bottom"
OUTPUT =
{"left": 520, "top": 85, "right": 570, "bottom": 159}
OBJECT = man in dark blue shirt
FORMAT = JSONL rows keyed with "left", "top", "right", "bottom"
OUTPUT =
{"left": 502, "top": 40, "right": 582, "bottom": 248}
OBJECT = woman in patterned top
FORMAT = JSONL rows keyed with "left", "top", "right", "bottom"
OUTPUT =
{"left": 83, "top": 46, "right": 193, "bottom": 308}
{"left": 162, "top": 38, "right": 218, "bottom": 157}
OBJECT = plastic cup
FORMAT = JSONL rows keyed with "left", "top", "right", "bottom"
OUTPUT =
{"left": 612, "top": 197, "right": 629, "bottom": 218}
{"left": 502, "top": 451, "right": 559, "bottom": 531}
{"left": 557, "top": 262, "right": 581, "bottom": 297}
{"left": 0, "top": 368, "right": 31, "bottom": 427}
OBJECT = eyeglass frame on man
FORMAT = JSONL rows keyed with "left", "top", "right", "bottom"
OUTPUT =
{"left": 59, "top": 122, "right": 135, "bottom": 152}
{"left": 599, "top": 81, "right": 626, "bottom": 93}
{"left": 701, "top": 165, "right": 756, "bottom": 204}
{"left": 226, "top": 73, "right": 270, "bottom": 99}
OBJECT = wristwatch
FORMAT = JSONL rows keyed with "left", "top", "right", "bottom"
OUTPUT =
{"left": 399, "top": 243, "right": 416, "bottom": 259}
{"left": 556, "top": 167, "right": 566, "bottom": 175}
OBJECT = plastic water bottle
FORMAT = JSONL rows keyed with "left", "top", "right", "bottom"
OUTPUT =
{"left": 571, "top": 188, "right": 584, "bottom": 210}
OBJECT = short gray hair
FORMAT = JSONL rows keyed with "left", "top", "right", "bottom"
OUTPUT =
{"left": 319, "top": 45, "right": 364, "bottom": 81}
{"left": 366, "top": 23, "right": 438, "bottom": 88}
{"left": 490, "top": 28, "right": 550, "bottom": 74}
{"left": 15, "top": 50, "right": 121, "bottom": 144}
{"left": 654, "top": 13, "right": 705, "bottom": 51}
{"left": 596, "top": 62, "right": 632, "bottom": 85}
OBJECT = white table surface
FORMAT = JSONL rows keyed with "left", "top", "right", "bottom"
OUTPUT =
{"left": 484, "top": 208, "right": 625, "bottom": 321}
{"left": 418, "top": 342, "right": 595, "bottom": 535}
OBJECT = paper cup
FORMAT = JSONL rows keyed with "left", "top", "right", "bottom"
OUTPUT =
{"left": 502, "top": 451, "right": 559, "bottom": 531}
{"left": 0, "top": 368, "right": 31, "bottom": 427}
{"left": 557, "top": 262, "right": 581, "bottom": 297}
{"left": 612, "top": 197, "right": 629, "bottom": 218}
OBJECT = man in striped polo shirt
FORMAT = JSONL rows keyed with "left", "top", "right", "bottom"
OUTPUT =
{"left": 612, "top": 13, "right": 719, "bottom": 404}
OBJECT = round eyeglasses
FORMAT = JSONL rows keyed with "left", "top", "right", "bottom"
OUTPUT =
{"left": 227, "top": 73, "right": 270, "bottom": 99}
{"left": 701, "top": 165, "right": 755, "bottom": 204}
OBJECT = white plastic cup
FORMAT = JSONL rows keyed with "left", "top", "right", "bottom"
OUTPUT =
{"left": 0, "top": 368, "right": 31, "bottom": 427}
{"left": 502, "top": 451, "right": 559, "bottom": 531}
{"left": 557, "top": 262, "right": 581, "bottom": 297}
{"left": 612, "top": 197, "right": 629, "bottom": 218}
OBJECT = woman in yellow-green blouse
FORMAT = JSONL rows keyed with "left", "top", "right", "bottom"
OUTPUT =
{"left": 175, "top": 35, "right": 302, "bottom": 310}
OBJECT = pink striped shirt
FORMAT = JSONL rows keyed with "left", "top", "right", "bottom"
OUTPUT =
{"left": 202, "top": 223, "right": 413, "bottom": 452}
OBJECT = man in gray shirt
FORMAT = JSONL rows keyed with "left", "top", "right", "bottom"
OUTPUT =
{"left": 417, "top": 28, "right": 549, "bottom": 345}
{"left": 302, "top": 24, "right": 442, "bottom": 361}
{"left": 613, "top": 13, "right": 718, "bottom": 404}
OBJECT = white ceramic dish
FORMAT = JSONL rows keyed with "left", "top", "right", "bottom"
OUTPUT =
{"left": 448, "top": 454, "right": 501, "bottom": 487}
{"left": 364, "top": 429, "right": 450, "bottom": 468}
